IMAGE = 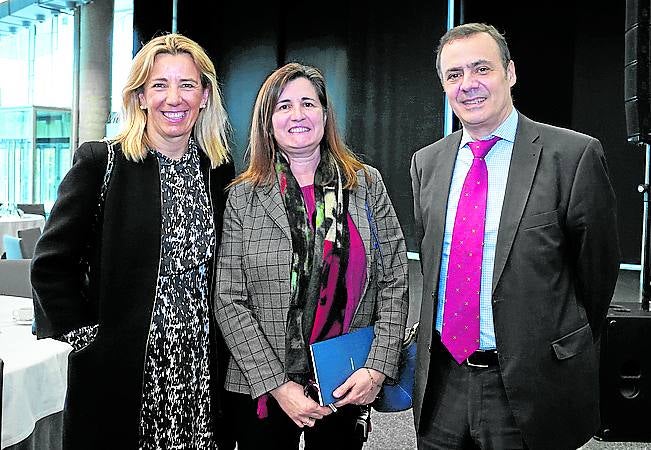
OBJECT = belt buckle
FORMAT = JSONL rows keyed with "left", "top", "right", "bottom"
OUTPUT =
{"left": 465, "top": 352, "right": 488, "bottom": 368}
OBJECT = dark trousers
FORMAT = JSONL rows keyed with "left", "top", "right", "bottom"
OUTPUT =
{"left": 417, "top": 339, "right": 527, "bottom": 450}
{"left": 225, "top": 391, "right": 366, "bottom": 450}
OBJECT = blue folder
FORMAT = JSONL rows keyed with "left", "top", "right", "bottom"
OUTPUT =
{"left": 309, "top": 325, "right": 375, "bottom": 406}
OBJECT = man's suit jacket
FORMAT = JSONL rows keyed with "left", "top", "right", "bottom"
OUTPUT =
{"left": 409, "top": 113, "right": 620, "bottom": 450}
{"left": 214, "top": 165, "right": 409, "bottom": 399}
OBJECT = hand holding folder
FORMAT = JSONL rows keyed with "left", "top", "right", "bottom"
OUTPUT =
{"left": 309, "top": 326, "right": 375, "bottom": 406}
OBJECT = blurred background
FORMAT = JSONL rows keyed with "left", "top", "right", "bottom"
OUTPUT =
{"left": 0, "top": 0, "right": 645, "bottom": 265}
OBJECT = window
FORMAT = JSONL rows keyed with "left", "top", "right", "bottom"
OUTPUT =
{"left": 0, "top": 0, "right": 135, "bottom": 213}
{"left": 0, "top": 10, "right": 74, "bottom": 211}
{"left": 107, "top": 0, "right": 134, "bottom": 138}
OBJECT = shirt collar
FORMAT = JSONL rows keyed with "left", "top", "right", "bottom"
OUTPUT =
{"left": 459, "top": 107, "right": 519, "bottom": 150}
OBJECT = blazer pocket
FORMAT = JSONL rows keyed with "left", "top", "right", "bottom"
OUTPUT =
{"left": 551, "top": 323, "right": 593, "bottom": 360}
{"left": 520, "top": 210, "right": 559, "bottom": 230}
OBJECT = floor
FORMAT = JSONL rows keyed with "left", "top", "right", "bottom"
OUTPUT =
{"left": 365, "top": 409, "right": 651, "bottom": 449}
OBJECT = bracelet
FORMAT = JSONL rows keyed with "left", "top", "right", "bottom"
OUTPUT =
{"left": 365, "top": 368, "right": 379, "bottom": 388}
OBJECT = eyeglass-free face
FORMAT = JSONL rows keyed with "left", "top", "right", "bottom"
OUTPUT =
{"left": 138, "top": 53, "right": 208, "bottom": 152}
{"left": 439, "top": 32, "right": 516, "bottom": 139}
{"left": 272, "top": 77, "right": 326, "bottom": 159}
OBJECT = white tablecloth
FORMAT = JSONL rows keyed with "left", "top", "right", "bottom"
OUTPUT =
{"left": 0, "top": 214, "right": 46, "bottom": 255}
{"left": 0, "top": 296, "right": 72, "bottom": 449}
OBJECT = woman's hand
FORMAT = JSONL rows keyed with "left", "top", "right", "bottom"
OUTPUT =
{"left": 332, "top": 368, "right": 385, "bottom": 407}
{"left": 270, "top": 381, "right": 333, "bottom": 428}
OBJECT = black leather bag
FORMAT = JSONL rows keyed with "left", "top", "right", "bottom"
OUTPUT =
{"left": 79, "top": 139, "right": 115, "bottom": 299}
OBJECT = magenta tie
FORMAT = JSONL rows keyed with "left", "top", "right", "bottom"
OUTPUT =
{"left": 442, "top": 136, "right": 501, "bottom": 364}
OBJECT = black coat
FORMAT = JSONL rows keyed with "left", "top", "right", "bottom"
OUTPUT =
{"left": 31, "top": 140, "right": 235, "bottom": 449}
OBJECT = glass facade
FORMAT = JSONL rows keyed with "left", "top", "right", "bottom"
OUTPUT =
{"left": 108, "top": 0, "right": 134, "bottom": 138}
{"left": 0, "top": 10, "right": 74, "bottom": 210}
{"left": 0, "top": 0, "right": 133, "bottom": 211}
{"left": 0, "top": 106, "right": 71, "bottom": 207}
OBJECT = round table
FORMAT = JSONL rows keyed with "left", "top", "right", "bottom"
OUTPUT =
{"left": 0, "top": 296, "right": 71, "bottom": 448}
{"left": 0, "top": 214, "right": 46, "bottom": 255}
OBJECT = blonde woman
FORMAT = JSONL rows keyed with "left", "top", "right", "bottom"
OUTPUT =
{"left": 32, "top": 33, "right": 234, "bottom": 449}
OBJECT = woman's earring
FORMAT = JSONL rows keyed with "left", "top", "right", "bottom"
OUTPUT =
{"left": 140, "top": 105, "right": 147, "bottom": 110}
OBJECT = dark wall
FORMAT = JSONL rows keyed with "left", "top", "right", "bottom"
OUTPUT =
{"left": 132, "top": 0, "right": 172, "bottom": 53}
{"left": 464, "top": 0, "right": 642, "bottom": 264}
{"left": 177, "top": 2, "right": 282, "bottom": 170}
{"left": 175, "top": 1, "right": 447, "bottom": 252}
{"left": 571, "top": 1, "right": 644, "bottom": 265}
{"left": 134, "top": 0, "right": 639, "bottom": 263}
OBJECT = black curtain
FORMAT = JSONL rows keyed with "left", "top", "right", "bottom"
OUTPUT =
{"left": 132, "top": 0, "right": 172, "bottom": 55}
{"left": 177, "top": 1, "right": 447, "bottom": 252}
{"left": 463, "top": 0, "right": 641, "bottom": 264}
{"left": 133, "top": 0, "right": 637, "bottom": 262}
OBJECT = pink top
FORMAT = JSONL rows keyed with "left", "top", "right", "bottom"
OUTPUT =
{"left": 300, "top": 185, "right": 367, "bottom": 342}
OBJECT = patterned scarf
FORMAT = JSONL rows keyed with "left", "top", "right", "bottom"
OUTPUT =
{"left": 275, "top": 151, "right": 350, "bottom": 384}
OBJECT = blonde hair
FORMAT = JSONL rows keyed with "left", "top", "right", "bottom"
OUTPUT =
{"left": 234, "top": 62, "right": 366, "bottom": 188}
{"left": 114, "top": 33, "right": 230, "bottom": 167}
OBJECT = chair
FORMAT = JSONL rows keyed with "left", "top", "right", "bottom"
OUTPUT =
{"left": 0, "top": 259, "right": 33, "bottom": 297}
{"left": 17, "top": 203, "right": 46, "bottom": 217}
{"left": 2, "top": 235, "right": 23, "bottom": 259}
{"left": 18, "top": 227, "right": 41, "bottom": 259}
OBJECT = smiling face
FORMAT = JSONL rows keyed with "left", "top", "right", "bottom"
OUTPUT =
{"left": 271, "top": 77, "right": 326, "bottom": 159}
{"left": 138, "top": 52, "right": 208, "bottom": 151}
{"left": 439, "top": 32, "right": 516, "bottom": 139}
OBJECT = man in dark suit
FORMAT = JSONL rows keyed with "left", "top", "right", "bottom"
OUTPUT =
{"left": 410, "top": 23, "right": 620, "bottom": 450}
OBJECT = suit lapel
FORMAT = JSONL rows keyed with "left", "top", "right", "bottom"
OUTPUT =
{"left": 254, "top": 169, "right": 373, "bottom": 277}
{"left": 351, "top": 170, "right": 372, "bottom": 283}
{"left": 255, "top": 182, "right": 291, "bottom": 241}
{"left": 416, "top": 132, "right": 460, "bottom": 336}
{"left": 428, "top": 133, "right": 461, "bottom": 285}
{"left": 492, "top": 115, "right": 542, "bottom": 292}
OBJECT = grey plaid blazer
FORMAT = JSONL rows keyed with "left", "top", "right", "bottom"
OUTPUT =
{"left": 214, "top": 165, "right": 409, "bottom": 398}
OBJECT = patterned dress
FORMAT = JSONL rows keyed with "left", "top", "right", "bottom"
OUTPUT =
{"left": 56, "top": 140, "right": 218, "bottom": 449}
{"left": 138, "top": 143, "right": 216, "bottom": 449}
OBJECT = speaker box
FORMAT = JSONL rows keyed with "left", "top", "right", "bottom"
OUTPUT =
{"left": 596, "top": 302, "right": 651, "bottom": 442}
{"left": 624, "top": 0, "right": 651, "bottom": 143}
